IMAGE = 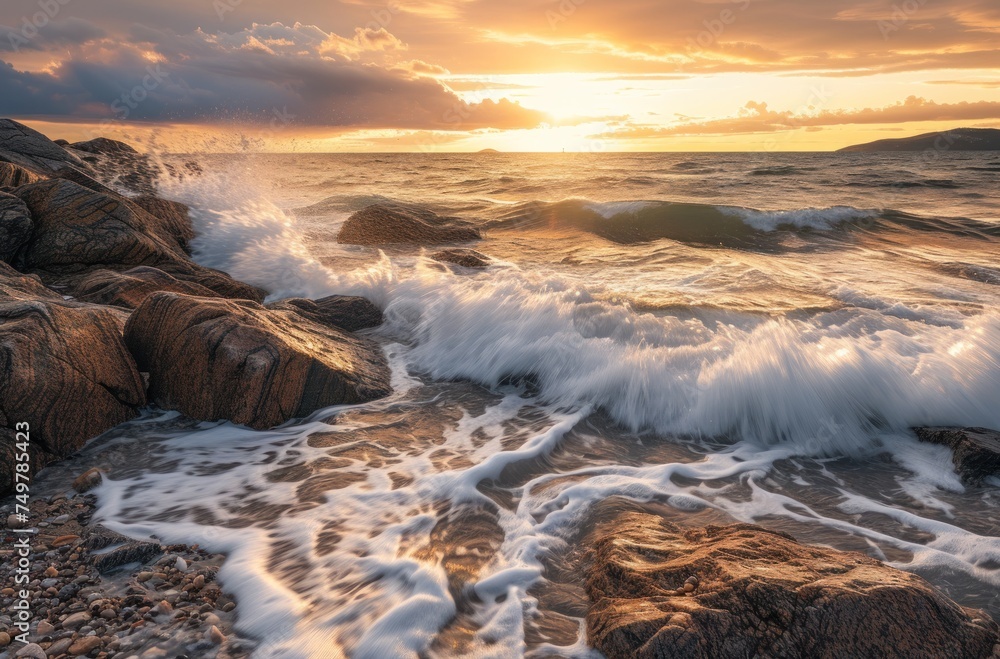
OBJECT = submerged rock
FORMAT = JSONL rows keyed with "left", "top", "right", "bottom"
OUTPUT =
{"left": 585, "top": 511, "right": 999, "bottom": 659}
{"left": 267, "top": 295, "right": 383, "bottom": 332}
{"left": 431, "top": 248, "right": 493, "bottom": 269}
{"left": 0, "top": 300, "right": 146, "bottom": 490}
{"left": 124, "top": 292, "right": 392, "bottom": 429}
{"left": 70, "top": 266, "right": 221, "bottom": 308}
{"left": 338, "top": 203, "right": 481, "bottom": 246}
{"left": 0, "top": 192, "right": 33, "bottom": 264}
{"left": 914, "top": 427, "right": 1000, "bottom": 486}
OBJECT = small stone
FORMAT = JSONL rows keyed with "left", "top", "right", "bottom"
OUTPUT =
{"left": 152, "top": 600, "right": 172, "bottom": 616}
{"left": 100, "top": 608, "right": 117, "bottom": 620}
{"left": 175, "top": 557, "right": 188, "bottom": 571}
{"left": 685, "top": 576, "right": 699, "bottom": 587}
{"left": 683, "top": 583, "right": 695, "bottom": 593}
{"left": 62, "top": 611, "right": 92, "bottom": 629}
{"left": 51, "top": 514, "right": 70, "bottom": 525}
{"left": 222, "top": 602, "right": 236, "bottom": 613}
{"left": 14, "top": 643, "right": 47, "bottom": 659}
{"left": 192, "top": 575, "right": 205, "bottom": 589}
{"left": 136, "top": 572, "right": 153, "bottom": 583}
{"left": 0, "top": 632, "right": 9, "bottom": 647}
{"left": 7, "top": 513, "right": 27, "bottom": 529}
{"left": 206, "top": 625, "right": 226, "bottom": 645}
{"left": 36, "top": 619, "right": 55, "bottom": 635}
{"left": 51, "top": 535, "right": 81, "bottom": 548}
{"left": 72, "top": 468, "right": 104, "bottom": 493}
{"left": 47, "top": 638, "right": 74, "bottom": 656}
{"left": 44, "top": 566, "right": 59, "bottom": 578}
{"left": 203, "top": 613, "right": 220, "bottom": 627}
{"left": 67, "top": 635, "right": 103, "bottom": 655}
{"left": 674, "top": 588, "right": 686, "bottom": 596}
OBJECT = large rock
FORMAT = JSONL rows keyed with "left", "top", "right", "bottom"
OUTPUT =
{"left": 0, "top": 192, "right": 33, "bottom": 264}
{"left": 0, "top": 261, "right": 58, "bottom": 302}
{"left": 130, "top": 195, "right": 196, "bottom": 254}
{"left": 0, "top": 161, "right": 43, "bottom": 188}
{"left": 69, "top": 266, "right": 221, "bottom": 308}
{"left": 14, "top": 178, "right": 265, "bottom": 302}
{"left": 15, "top": 178, "right": 185, "bottom": 272}
{"left": 266, "top": 295, "right": 383, "bottom": 333}
{"left": 0, "top": 300, "right": 146, "bottom": 461}
{"left": 914, "top": 427, "right": 1000, "bottom": 486}
{"left": 68, "top": 137, "right": 158, "bottom": 195}
{"left": 124, "top": 292, "right": 392, "bottom": 429}
{"left": 586, "top": 511, "right": 999, "bottom": 659}
{"left": 338, "top": 204, "right": 481, "bottom": 246}
{"left": 0, "top": 119, "right": 87, "bottom": 173}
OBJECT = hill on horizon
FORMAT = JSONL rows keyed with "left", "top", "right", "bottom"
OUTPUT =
{"left": 839, "top": 128, "right": 1000, "bottom": 152}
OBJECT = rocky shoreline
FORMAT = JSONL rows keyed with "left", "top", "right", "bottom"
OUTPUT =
{"left": 1, "top": 117, "right": 999, "bottom": 658}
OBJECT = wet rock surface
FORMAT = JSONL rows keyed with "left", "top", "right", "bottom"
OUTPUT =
{"left": 0, "top": 300, "right": 145, "bottom": 461}
{"left": 125, "top": 292, "right": 392, "bottom": 429}
{"left": 266, "top": 294, "right": 383, "bottom": 333}
{"left": 584, "top": 509, "right": 1000, "bottom": 659}
{"left": 338, "top": 203, "right": 482, "bottom": 246}
{"left": 0, "top": 120, "right": 87, "bottom": 174}
{"left": 430, "top": 248, "right": 493, "bottom": 269}
{"left": 69, "top": 267, "right": 221, "bottom": 309}
{"left": 914, "top": 427, "right": 1000, "bottom": 486}
{"left": 0, "top": 492, "right": 252, "bottom": 659}
{"left": 0, "top": 193, "right": 33, "bottom": 265}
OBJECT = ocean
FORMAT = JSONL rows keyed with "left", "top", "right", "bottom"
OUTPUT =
{"left": 90, "top": 151, "right": 1000, "bottom": 657}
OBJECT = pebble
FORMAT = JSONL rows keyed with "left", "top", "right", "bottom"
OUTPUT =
{"left": 51, "top": 514, "right": 70, "bottom": 525}
{"left": 72, "top": 468, "right": 104, "bottom": 493}
{"left": 44, "top": 566, "right": 59, "bottom": 578}
{"left": 136, "top": 571, "right": 154, "bottom": 583}
{"left": 192, "top": 574, "right": 205, "bottom": 589}
{"left": 0, "top": 632, "right": 9, "bottom": 647}
{"left": 207, "top": 625, "right": 226, "bottom": 645}
{"left": 47, "top": 638, "right": 74, "bottom": 656}
{"left": 67, "top": 635, "right": 103, "bottom": 655}
{"left": 14, "top": 643, "right": 47, "bottom": 659}
{"left": 62, "top": 611, "right": 92, "bottom": 629}
{"left": 51, "top": 534, "right": 81, "bottom": 548}
{"left": 37, "top": 619, "right": 55, "bottom": 635}
{"left": 7, "top": 513, "right": 27, "bottom": 529}
{"left": 175, "top": 557, "right": 188, "bottom": 571}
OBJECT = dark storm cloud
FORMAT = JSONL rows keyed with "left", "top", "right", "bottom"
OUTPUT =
{"left": 0, "top": 22, "right": 547, "bottom": 130}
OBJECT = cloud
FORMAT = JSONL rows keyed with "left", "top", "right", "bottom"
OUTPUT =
{"left": 0, "top": 18, "right": 106, "bottom": 52}
{"left": 596, "top": 96, "right": 1000, "bottom": 139}
{"left": 0, "top": 22, "right": 547, "bottom": 131}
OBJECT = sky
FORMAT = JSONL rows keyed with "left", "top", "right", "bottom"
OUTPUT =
{"left": 0, "top": 0, "right": 998, "bottom": 151}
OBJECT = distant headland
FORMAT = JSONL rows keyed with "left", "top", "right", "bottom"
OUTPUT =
{"left": 839, "top": 128, "right": 1000, "bottom": 152}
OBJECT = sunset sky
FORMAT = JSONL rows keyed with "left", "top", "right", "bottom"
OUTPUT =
{"left": 1, "top": 0, "right": 998, "bottom": 151}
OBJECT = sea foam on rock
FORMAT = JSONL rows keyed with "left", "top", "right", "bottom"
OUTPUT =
{"left": 338, "top": 203, "right": 482, "bottom": 246}
{"left": 914, "top": 427, "right": 1000, "bottom": 486}
{"left": 586, "top": 510, "right": 1000, "bottom": 659}
{"left": 124, "top": 292, "right": 392, "bottom": 429}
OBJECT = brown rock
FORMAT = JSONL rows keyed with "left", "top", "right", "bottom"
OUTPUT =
{"left": 15, "top": 178, "right": 184, "bottom": 272}
{"left": 130, "top": 196, "right": 196, "bottom": 253}
{"left": 153, "top": 260, "right": 267, "bottom": 303}
{"left": 0, "top": 161, "right": 43, "bottom": 188}
{"left": 585, "top": 511, "right": 999, "bottom": 659}
{"left": 67, "top": 635, "right": 102, "bottom": 655}
{"left": 0, "top": 119, "right": 87, "bottom": 173}
{"left": 338, "top": 203, "right": 481, "bottom": 246}
{"left": 914, "top": 427, "right": 1000, "bottom": 486}
{"left": 266, "top": 295, "right": 383, "bottom": 332}
{"left": 69, "top": 266, "right": 220, "bottom": 309}
{"left": 68, "top": 137, "right": 158, "bottom": 195}
{"left": 0, "top": 261, "right": 59, "bottom": 302}
{"left": 431, "top": 248, "right": 493, "bottom": 269}
{"left": 124, "top": 292, "right": 392, "bottom": 429}
{"left": 0, "top": 191, "right": 33, "bottom": 264}
{"left": 72, "top": 468, "right": 104, "bottom": 493}
{"left": 0, "top": 300, "right": 145, "bottom": 458}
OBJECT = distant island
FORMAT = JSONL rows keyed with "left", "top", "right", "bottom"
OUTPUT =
{"left": 477, "top": 148, "right": 501, "bottom": 153}
{"left": 839, "top": 128, "right": 1000, "bottom": 152}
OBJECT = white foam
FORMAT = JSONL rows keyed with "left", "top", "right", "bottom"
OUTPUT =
{"left": 721, "top": 205, "right": 880, "bottom": 231}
